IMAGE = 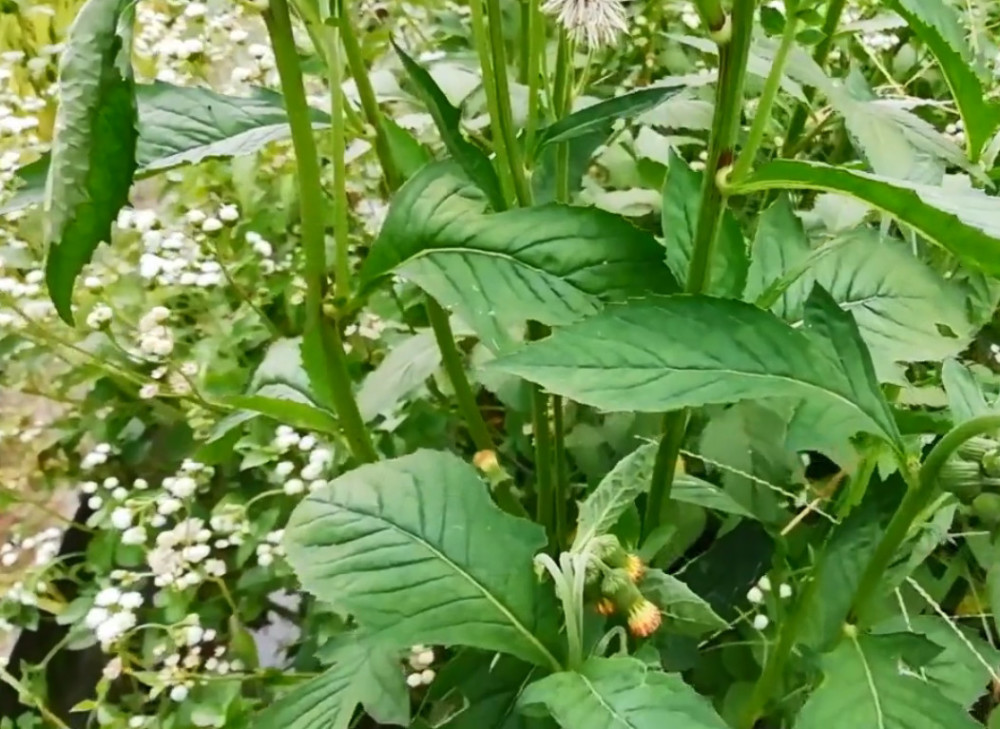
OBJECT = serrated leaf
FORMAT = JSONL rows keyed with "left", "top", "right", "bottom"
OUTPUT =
{"left": 494, "top": 292, "right": 902, "bottom": 449}
{"left": 222, "top": 387, "right": 339, "bottom": 436}
{"left": 744, "top": 194, "right": 810, "bottom": 308}
{"left": 393, "top": 42, "right": 504, "bottom": 209}
{"left": 533, "top": 86, "right": 682, "bottom": 153}
{"left": 942, "top": 359, "right": 991, "bottom": 425}
{"left": 662, "top": 150, "right": 748, "bottom": 297}
{"left": 362, "top": 162, "right": 677, "bottom": 351}
{"left": 44, "top": 0, "right": 138, "bottom": 323}
{"left": 284, "top": 450, "right": 562, "bottom": 669}
{"left": 795, "top": 633, "right": 981, "bottom": 729}
{"left": 888, "top": 0, "right": 1000, "bottom": 161}
{"left": 639, "top": 569, "right": 727, "bottom": 637}
{"left": 252, "top": 636, "right": 408, "bottom": 729}
{"left": 732, "top": 159, "right": 1000, "bottom": 276}
{"left": 519, "top": 657, "right": 728, "bottom": 729}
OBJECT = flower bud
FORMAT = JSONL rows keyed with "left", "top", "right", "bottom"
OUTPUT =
{"left": 594, "top": 597, "right": 616, "bottom": 616}
{"left": 627, "top": 599, "right": 662, "bottom": 637}
{"left": 623, "top": 554, "right": 645, "bottom": 583}
{"left": 473, "top": 450, "right": 500, "bottom": 476}
{"left": 958, "top": 436, "right": 1000, "bottom": 461}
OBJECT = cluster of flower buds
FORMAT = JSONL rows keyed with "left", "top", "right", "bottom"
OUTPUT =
{"left": 584, "top": 535, "right": 661, "bottom": 637}
{"left": 938, "top": 436, "right": 1000, "bottom": 528}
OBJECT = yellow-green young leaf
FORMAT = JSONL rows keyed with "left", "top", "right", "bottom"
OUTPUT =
{"left": 494, "top": 289, "right": 901, "bottom": 449}
{"left": 732, "top": 159, "right": 1000, "bottom": 276}
{"left": 362, "top": 162, "right": 678, "bottom": 351}
{"left": 253, "top": 637, "right": 408, "bottom": 729}
{"left": 888, "top": 0, "right": 1000, "bottom": 161}
{"left": 44, "top": 0, "right": 138, "bottom": 324}
{"left": 283, "top": 450, "right": 563, "bottom": 669}
{"left": 795, "top": 633, "right": 981, "bottom": 729}
{"left": 519, "top": 657, "right": 729, "bottom": 729}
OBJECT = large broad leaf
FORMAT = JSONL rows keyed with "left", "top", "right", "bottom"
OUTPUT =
{"left": 3, "top": 82, "right": 330, "bottom": 216}
{"left": 283, "top": 450, "right": 563, "bottom": 669}
{"left": 942, "top": 359, "right": 991, "bottom": 425}
{"left": 639, "top": 569, "right": 727, "bottom": 637}
{"left": 494, "top": 290, "right": 902, "bottom": 449}
{"left": 752, "top": 225, "right": 973, "bottom": 379}
{"left": 795, "top": 632, "right": 981, "bottom": 729}
{"left": 252, "top": 636, "right": 408, "bottom": 729}
{"left": 519, "top": 657, "right": 729, "bottom": 729}
{"left": 662, "top": 150, "right": 748, "bottom": 297}
{"left": 532, "top": 86, "right": 682, "bottom": 153}
{"left": 732, "top": 159, "right": 1000, "bottom": 276}
{"left": 888, "top": 0, "right": 1000, "bottom": 161}
{"left": 45, "top": 0, "right": 138, "bottom": 323}
{"left": 393, "top": 42, "right": 504, "bottom": 209}
{"left": 361, "top": 162, "right": 677, "bottom": 351}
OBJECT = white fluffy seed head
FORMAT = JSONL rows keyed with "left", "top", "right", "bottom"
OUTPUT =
{"left": 540, "top": 0, "right": 628, "bottom": 48}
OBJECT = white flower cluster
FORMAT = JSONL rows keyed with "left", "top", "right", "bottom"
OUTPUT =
{"left": 272, "top": 426, "right": 334, "bottom": 495}
{"left": 86, "top": 303, "right": 113, "bottom": 330}
{"left": 85, "top": 586, "right": 143, "bottom": 646}
{"left": 945, "top": 119, "right": 965, "bottom": 146}
{"left": 860, "top": 31, "right": 898, "bottom": 53}
{"left": 2, "top": 580, "right": 42, "bottom": 608}
{"left": 150, "top": 614, "right": 245, "bottom": 702}
{"left": 137, "top": 305, "right": 175, "bottom": 358}
{"left": 345, "top": 311, "right": 388, "bottom": 341}
{"left": 405, "top": 644, "right": 436, "bottom": 688}
{"left": 746, "top": 575, "right": 792, "bottom": 631}
{"left": 0, "top": 526, "right": 62, "bottom": 568}
{"left": 256, "top": 529, "right": 285, "bottom": 567}
{"left": 82, "top": 475, "right": 141, "bottom": 512}
{"left": 81, "top": 442, "right": 114, "bottom": 470}
{"left": 148, "top": 517, "right": 228, "bottom": 589}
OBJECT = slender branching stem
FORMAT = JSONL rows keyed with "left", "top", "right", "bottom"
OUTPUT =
{"left": 265, "top": 0, "right": 376, "bottom": 463}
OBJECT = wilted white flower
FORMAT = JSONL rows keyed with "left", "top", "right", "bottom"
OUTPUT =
{"left": 541, "top": 0, "right": 628, "bottom": 47}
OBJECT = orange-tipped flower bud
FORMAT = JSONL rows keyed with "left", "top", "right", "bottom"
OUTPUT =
{"left": 624, "top": 554, "right": 645, "bottom": 583}
{"left": 627, "top": 599, "right": 662, "bottom": 637}
{"left": 473, "top": 450, "right": 500, "bottom": 474}
{"left": 595, "top": 597, "right": 616, "bottom": 616}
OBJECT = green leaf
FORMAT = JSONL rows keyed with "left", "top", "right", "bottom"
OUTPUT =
{"left": 252, "top": 636, "right": 409, "bottom": 729}
{"left": 744, "top": 194, "right": 810, "bottom": 307}
{"left": 44, "top": 0, "right": 138, "bottom": 323}
{"left": 756, "top": 229, "right": 973, "bottom": 379}
{"left": 519, "top": 657, "right": 729, "bottom": 729}
{"left": 382, "top": 115, "right": 431, "bottom": 180}
{"left": 795, "top": 632, "right": 981, "bottom": 729}
{"left": 362, "top": 162, "right": 677, "bottom": 351}
{"left": 533, "top": 86, "right": 682, "bottom": 153}
{"left": 639, "top": 569, "right": 727, "bottom": 637}
{"left": 4, "top": 82, "right": 331, "bottom": 215}
{"left": 438, "top": 653, "right": 550, "bottom": 729}
{"left": 732, "top": 159, "right": 1000, "bottom": 276}
{"left": 358, "top": 329, "right": 443, "bottom": 421}
{"left": 942, "top": 359, "right": 991, "bottom": 425}
{"left": 283, "top": 450, "right": 562, "bottom": 669}
{"left": 222, "top": 387, "right": 339, "bottom": 436}
{"left": 494, "top": 293, "right": 902, "bottom": 449}
{"left": 888, "top": 0, "right": 1000, "bottom": 161}
{"left": 393, "top": 42, "right": 504, "bottom": 209}
{"left": 662, "top": 151, "right": 748, "bottom": 297}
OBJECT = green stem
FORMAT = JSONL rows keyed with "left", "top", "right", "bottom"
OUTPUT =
{"left": 531, "top": 324, "right": 556, "bottom": 539}
{"left": 850, "top": 415, "right": 1000, "bottom": 625}
{"left": 426, "top": 298, "right": 493, "bottom": 452}
{"left": 523, "top": 0, "right": 544, "bottom": 152}
{"left": 485, "top": 0, "right": 532, "bottom": 206}
{"left": 643, "top": 0, "right": 755, "bottom": 539}
{"left": 693, "top": 0, "right": 726, "bottom": 32}
{"left": 338, "top": 2, "right": 401, "bottom": 191}
{"left": 781, "top": 0, "right": 846, "bottom": 155}
{"left": 265, "top": 0, "right": 376, "bottom": 463}
{"left": 470, "top": 0, "right": 515, "bottom": 204}
{"left": 553, "top": 396, "right": 568, "bottom": 545}
{"left": 327, "top": 13, "right": 351, "bottom": 300}
{"left": 731, "top": 4, "right": 799, "bottom": 182}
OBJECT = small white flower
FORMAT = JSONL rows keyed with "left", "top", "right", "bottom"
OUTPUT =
{"left": 298, "top": 435, "right": 317, "bottom": 451}
{"left": 129, "top": 716, "right": 146, "bottom": 728}
{"left": 120, "top": 591, "right": 143, "bottom": 610}
{"left": 169, "top": 684, "right": 189, "bottom": 702}
{"left": 95, "top": 587, "right": 122, "bottom": 606}
{"left": 420, "top": 668, "right": 435, "bottom": 684}
{"left": 134, "top": 478, "right": 149, "bottom": 490}
{"left": 308, "top": 479, "right": 328, "bottom": 493}
{"left": 88, "top": 496, "right": 104, "bottom": 510}
{"left": 157, "top": 497, "right": 183, "bottom": 515}
{"left": 139, "top": 383, "right": 159, "bottom": 399}
{"left": 82, "top": 481, "right": 99, "bottom": 494}
{"left": 103, "top": 656, "right": 123, "bottom": 680}
{"left": 752, "top": 614, "right": 770, "bottom": 631}
{"left": 275, "top": 461, "right": 295, "bottom": 478}
{"left": 218, "top": 205, "right": 240, "bottom": 223}
{"left": 747, "top": 587, "right": 764, "bottom": 605}
{"left": 541, "top": 0, "right": 627, "bottom": 47}
{"left": 757, "top": 575, "right": 772, "bottom": 592}
{"left": 110, "top": 507, "right": 132, "bottom": 530}
{"left": 301, "top": 462, "right": 324, "bottom": 481}
{"left": 283, "top": 478, "right": 305, "bottom": 496}
{"left": 85, "top": 607, "right": 110, "bottom": 629}
{"left": 202, "top": 217, "right": 223, "bottom": 233}
{"left": 86, "top": 304, "right": 113, "bottom": 329}
{"left": 406, "top": 672, "right": 423, "bottom": 688}
{"left": 122, "top": 526, "right": 147, "bottom": 545}
{"left": 779, "top": 583, "right": 792, "bottom": 599}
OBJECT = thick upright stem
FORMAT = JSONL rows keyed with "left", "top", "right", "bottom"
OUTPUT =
{"left": 642, "top": 0, "right": 755, "bottom": 539}
{"left": 782, "top": 0, "right": 846, "bottom": 155}
{"left": 326, "top": 18, "right": 351, "bottom": 299}
{"left": 426, "top": 298, "right": 493, "bottom": 452}
{"left": 523, "top": 0, "right": 545, "bottom": 151}
{"left": 850, "top": 415, "right": 1000, "bottom": 624}
{"left": 470, "top": 0, "right": 515, "bottom": 203}
{"left": 264, "top": 0, "right": 376, "bottom": 463}
{"left": 693, "top": 0, "right": 726, "bottom": 31}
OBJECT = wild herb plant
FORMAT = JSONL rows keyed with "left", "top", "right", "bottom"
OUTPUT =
{"left": 5, "top": 0, "right": 1000, "bottom": 727}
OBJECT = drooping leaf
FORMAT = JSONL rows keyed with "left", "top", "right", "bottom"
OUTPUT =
{"left": 888, "top": 0, "right": 1000, "bottom": 161}
{"left": 358, "top": 329, "right": 444, "bottom": 421}
{"left": 283, "top": 450, "right": 562, "bottom": 669}
{"left": 362, "top": 162, "right": 677, "bottom": 351}
{"left": 4, "top": 82, "right": 330, "bottom": 217}
{"left": 662, "top": 150, "right": 748, "bottom": 297}
{"left": 494, "top": 293, "right": 902, "bottom": 449}
{"left": 519, "top": 657, "right": 729, "bottom": 729}
{"left": 393, "top": 42, "right": 504, "bottom": 209}
{"left": 756, "top": 230, "right": 973, "bottom": 379}
{"left": 795, "top": 632, "right": 981, "bottom": 729}
{"left": 942, "top": 359, "right": 991, "bottom": 425}
{"left": 732, "top": 159, "right": 1000, "bottom": 276}
{"left": 639, "top": 569, "right": 727, "bottom": 637}
{"left": 44, "top": 0, "right": 138, "bottom": 323}
{"left": 532, "top": 86, "right": 682, "bottom": 153}
{"left": 252, "top": 636, "right": 408, "bottom": 729}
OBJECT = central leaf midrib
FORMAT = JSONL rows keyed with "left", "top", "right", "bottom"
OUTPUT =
{"left": 339, "top": 503, "right": 561, "bottom": 671}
